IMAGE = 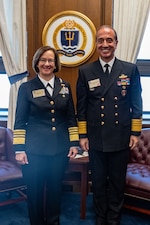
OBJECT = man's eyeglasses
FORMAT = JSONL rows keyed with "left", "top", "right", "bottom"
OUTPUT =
{"left": 39, "top": 58, "right": 55, "bottom": 63}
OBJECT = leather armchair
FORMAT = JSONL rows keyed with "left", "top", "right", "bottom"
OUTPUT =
{"left": 124, "top": 128, "right": 150, "bottom": 215}
{"left": 0, "top": 126, "right": 26, "bottom": 206}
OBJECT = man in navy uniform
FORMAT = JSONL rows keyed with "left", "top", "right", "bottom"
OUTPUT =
{"left": 76, "top": 25, "right": 142, "bottom": 225}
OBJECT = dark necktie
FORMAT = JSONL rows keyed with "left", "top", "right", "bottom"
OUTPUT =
{"left": 104, "top": 64, "right": 109, "bottom": 77}
{"left": 46, "top": 83, "right": 53, "bottom": 96}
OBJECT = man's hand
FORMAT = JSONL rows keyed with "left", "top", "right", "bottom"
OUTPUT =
{"left": 80, "top": 138, "right": 89, "bottom": 151}
{"left": 129, "top": 135, "right": 139, "bottom": 150}
{"left": 15, "top": 152, "right": 29, "bottom": 165}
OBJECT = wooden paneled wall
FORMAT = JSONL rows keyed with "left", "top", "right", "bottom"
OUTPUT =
{"left": 26, "top": 0, "right": 112, "bottom": 104}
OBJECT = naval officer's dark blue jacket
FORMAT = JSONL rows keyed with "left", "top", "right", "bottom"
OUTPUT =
{"left": 77, "top": 58, "right": 142, "bottom": 152}
{"left": 13, "top": 75, "right": 79, "bottom": 155}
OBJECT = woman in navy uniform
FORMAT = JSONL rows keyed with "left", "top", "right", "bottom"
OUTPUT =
{"left": 76, "top": 25, "right": 142, "bottom": 225}
{"left": 13, "top": 46, "right": 79, "bottom": 225}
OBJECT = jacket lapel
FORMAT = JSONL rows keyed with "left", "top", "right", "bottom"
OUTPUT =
{"left": 33, "top": 76, "right": 53, "bottom": 98}
{"left": 34, "top": 76, "right": 63, "bottom": 99}
{"left": 92, "top": 60, "right": 104, "bottom": 78}
{"left": 102, "top": 58, "right": 122, "bottom": 96}
{"left": 52, "top": 76, "right": 62, "bottom": 99}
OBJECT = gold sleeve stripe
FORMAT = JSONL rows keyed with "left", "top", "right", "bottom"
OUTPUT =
{"left": 131, "top": 118, "right": 142, "bottom": 132}
{"left": 13, "top": 129, "right": 26, "bottom": 145}
{"left": 68, "top": 127, "right": 79, "bottom": 142}
{"left": 78, "top": 121, "right": 87, "bottom": 134}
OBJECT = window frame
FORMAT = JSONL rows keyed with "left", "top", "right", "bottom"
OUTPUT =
{"left": 136, "top": 59, "right": 150, "bottom": 121}
{"left": 136, "top": 59, "right": 150, "bottom": 76}
{"left": 0, "top": 56, "right": 5, "bottom": 74}
{"left": 0, "top": 56, "right": 9, "bottom": 119}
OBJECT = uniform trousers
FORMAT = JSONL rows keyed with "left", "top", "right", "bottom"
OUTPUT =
{"left": 22, "top": 152, "right": 68, "bottom": 225}
{"left": 89, "top": 149, "right": 129, "bottom": 225}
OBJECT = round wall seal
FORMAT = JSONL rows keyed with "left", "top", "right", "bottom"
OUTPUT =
{"left": 42, "top": 10, "right": 96, "bottom": 67}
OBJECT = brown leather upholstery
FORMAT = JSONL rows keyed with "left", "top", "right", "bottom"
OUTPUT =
{"left": 124, "top": 128, "right": 150, "bottom": 214}
{"left": 0, "top": 126, "right": 26, "bottom": 206}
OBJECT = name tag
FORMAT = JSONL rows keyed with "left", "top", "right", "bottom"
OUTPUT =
{"left": 88, "top": 79, "right": 101, "bottom": 89}
{"left": 32, "top": 89, "right": 46, "bottom": 98}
